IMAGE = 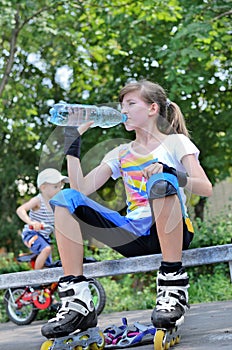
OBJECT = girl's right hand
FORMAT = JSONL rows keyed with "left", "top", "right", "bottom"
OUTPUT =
{"left": 143, "top": 162, "right": 163, "bottom": 179}
{"left": 78, "top": 121, "right": 94, "bottom": 135}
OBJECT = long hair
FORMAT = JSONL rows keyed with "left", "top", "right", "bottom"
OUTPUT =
{"left": 119, "top": 80, "right": 189, "bottom": 137}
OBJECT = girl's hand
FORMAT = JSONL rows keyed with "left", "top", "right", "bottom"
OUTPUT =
{"left": 66, "top": 106, "right": 94, "bottom": 133}
{"left": 143, "top": 162, "right": 163, "bottom": 179}
{"left": 77, "top": 121, "right": 94, "bottom": 135}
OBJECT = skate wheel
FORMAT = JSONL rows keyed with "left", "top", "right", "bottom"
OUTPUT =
{"left": 90, "top": 331, "right": 105, "bottom": 350}
{"left": 77, "top": 335, "right": 89, "bottom": 350}
{"left": 154, "top": 329, "right": 165, "bottom": 350}
{"left": 175, "top": 335, "right": 181, "bottom": 344}
{"left": 170, "top": 337, "right": 175, "bottom": 346}
{"left": 40, "top": 340, "right": 53, "bottom": 350}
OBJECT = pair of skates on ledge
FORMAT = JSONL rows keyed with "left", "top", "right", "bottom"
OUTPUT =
{"left": 40, "top": 268, "right": 190, "bottom": 350}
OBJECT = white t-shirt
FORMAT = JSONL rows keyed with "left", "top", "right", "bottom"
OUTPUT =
{"left": 102, "top": 134, "right": 199, "bottom": 220}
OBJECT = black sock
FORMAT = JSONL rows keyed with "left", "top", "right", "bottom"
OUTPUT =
{"left": 160, "top": 261, "right": 182, "bottom": 274}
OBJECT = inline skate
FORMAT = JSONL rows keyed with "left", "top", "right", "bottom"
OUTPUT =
{"left": 103, "top": 317, "right": 156, "bottom": 348}
{"left": 151, "top": 267, "right": 190, "bottom": 349}
{"left": 40, "top": 275, "right": 104, "bottom": 350}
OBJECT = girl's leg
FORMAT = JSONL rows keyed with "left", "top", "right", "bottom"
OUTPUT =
{"left": 152, "top": 194, "right": 183, "bottom": 261}
{"left": 42, "top": 205, "right": 97, "bottom": 339}
{"left": 151, "top": 194, "right": 190, "bottom": 329}
{"left": 54, "top": 206, "right": 84, "bottom": 276}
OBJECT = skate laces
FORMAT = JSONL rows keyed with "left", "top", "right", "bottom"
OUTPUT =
{"left": 156, "top": 291, "right": 186, "bottom": 312}
{"left": 47, "top": 300, "right": 71, "bottom": 322}
{"left": 48, "top": 282, "right": 94, "bottom": 322}
{"left": 103, "top": 317, "right": 156, "bottom": 348}
{"left": 156, "top": 271, "right": 189, "bottom": 312}
{"left": 48, "top": 280, "right": 94, "bottom": 323}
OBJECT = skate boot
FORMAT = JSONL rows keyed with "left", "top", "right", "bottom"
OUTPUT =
{"left": 41, "top": 275, "right": 97, "bottom": 339}
{"left": 151, "top": 265, "right": 190, "bottom": 349}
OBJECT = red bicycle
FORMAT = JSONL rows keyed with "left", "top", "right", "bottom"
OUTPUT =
{"left": 4, "top": 253, "right": 106, "bottom": 325}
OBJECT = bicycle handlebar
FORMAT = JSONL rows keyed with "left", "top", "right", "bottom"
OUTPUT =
{"left": 25, "top": 223, "right": 54, "bottom": 233}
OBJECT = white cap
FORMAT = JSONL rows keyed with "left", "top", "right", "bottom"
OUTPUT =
{"left": 37, "top": 168, "right": 69, "bottom": 188}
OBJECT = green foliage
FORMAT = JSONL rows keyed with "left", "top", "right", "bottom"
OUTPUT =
{"left": 0, "top": 253, "right": 30, "bottom": 274}
{"left": 188, "top": 264, "right": 232, "bottom": 303}
{"left": 0, "top": 1, "right": 231, "bottom": 252}
{"left": 190, "top": 214, "right": 232, "bottom": 248}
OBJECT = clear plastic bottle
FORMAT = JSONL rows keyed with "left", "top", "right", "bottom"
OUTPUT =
{"left": 48, "top": 102, "right": 127, "bottom": 128}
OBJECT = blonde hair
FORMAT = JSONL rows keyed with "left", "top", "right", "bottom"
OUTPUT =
{"left": 119, "top": 80, "right": 189, "bottom": 137}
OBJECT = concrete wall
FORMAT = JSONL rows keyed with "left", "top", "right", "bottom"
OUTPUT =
{"left": 206, "top": 179, "right": 232, "bottom": 218}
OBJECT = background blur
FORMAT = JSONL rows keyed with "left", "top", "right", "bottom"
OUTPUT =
{"left": 0, "top": 0, "right": 231, "bottom": 253}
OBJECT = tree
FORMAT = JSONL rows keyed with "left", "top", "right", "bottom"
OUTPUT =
{"left": 0, "top": 0, "right": 231, "bottom": 250}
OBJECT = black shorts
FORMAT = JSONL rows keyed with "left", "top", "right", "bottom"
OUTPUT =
{"left": 73, "top": 205, "right": 193, "bottom": 258}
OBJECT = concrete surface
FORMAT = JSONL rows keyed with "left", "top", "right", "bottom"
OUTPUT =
{"left": 0, "top": 301, "right": 232, "bottom": 349}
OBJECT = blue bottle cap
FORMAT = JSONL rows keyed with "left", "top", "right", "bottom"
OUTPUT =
{"left": 121, "top": 114, "right": 128, "bottom": 122}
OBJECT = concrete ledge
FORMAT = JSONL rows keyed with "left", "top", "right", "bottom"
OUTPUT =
{"left": 0, "top": 244, "right": 231, "bottom": 288}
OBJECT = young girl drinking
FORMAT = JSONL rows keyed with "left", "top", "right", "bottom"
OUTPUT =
{"left": 41, "top": 80, "right": 212, "bottom": 338}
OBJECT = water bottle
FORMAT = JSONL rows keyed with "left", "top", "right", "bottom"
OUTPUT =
{"left": 48, "top": 102, "right": 127, "bottom": 129}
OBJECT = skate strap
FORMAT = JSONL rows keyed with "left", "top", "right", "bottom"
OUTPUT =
{"left": 158, "top": 277, "right": 189, "bottom": 287}
{"left": 63, "top": 299, "right": 89, "bottom": 316}
{"left": 59, "top": 288, "right": 75, "bottom": 298}
{"left": 133, "top": 322, "right": 153, "bottom": 332}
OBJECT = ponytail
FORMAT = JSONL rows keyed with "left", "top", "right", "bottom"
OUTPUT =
{"left": 157, "top": 101, "right": 190, "bottom": 137}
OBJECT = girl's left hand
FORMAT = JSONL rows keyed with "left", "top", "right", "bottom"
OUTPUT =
{"left": 143, "top": 162, "right": 163, "bottom": 179}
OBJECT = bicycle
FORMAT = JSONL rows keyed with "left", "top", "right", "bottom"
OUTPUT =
{"left": 4, "top": 225, "right": 106, "bottom": 326}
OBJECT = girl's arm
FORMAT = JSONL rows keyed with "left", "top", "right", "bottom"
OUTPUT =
{"left": 67, "top": 155, "right": 113, "bottom": 196}
{"left": 67, "top": 122, "right": 112, "bottom": 196}
{"left": 143, "top": 154, "right": 212, "bottom": 197}
{"left": 66, "top": 122, "right": 114, "bottom": 195}
{"left": 182, "top": 154, "right": 212, "bottom": 197}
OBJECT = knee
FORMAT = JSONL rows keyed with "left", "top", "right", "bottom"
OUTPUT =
{"left": 147, "top": 173, "right": 178, "bottom": 200}
{"left": 42, "top": 245, "right": 52, "bottom": 255}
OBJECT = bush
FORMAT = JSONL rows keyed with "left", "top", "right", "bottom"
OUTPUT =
{"left": 0, "top": 253, "right": 30, "bottom": 274}
{"left": 190, "top": 215, "right": 232, "bottom": 248}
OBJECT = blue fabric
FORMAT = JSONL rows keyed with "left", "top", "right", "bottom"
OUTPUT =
{"left": 146, "top": 173, "right": 186, "bottom": 217}
{"left": 50, "top": 172, "right": 186, "bottom": 238}
{"left": 50, "top": 189, "right": 153, "bottom": 236}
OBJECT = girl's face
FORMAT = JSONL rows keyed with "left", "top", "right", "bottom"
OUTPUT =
{"left": 121, "top": 91, "right": 152, "bottom": 131}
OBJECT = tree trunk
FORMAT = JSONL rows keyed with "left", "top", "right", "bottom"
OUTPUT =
{"left": 194, "top": 197, "right": 207, "bottom": 221}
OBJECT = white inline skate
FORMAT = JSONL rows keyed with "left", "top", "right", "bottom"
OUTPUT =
{"left": 151, "top": 267, "right": 190, "bottom": 350}
{"left": 40, "top": 275, "right": 104, "bottom": 350}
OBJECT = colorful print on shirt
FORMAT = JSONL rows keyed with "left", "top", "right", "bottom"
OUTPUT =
{"left": 119, "top": 145, "right": 157, "bottom": 215}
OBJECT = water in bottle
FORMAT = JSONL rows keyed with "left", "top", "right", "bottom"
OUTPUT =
{"left": 48, "top": 102, "right": 127, "bottom": 128}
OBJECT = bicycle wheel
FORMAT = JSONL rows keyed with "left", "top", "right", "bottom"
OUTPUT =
{"left": 89, "top": 279, "right": 106, "bottom": 316}
{"left": 4, "top": 287, "right": 38, "bottom": 325}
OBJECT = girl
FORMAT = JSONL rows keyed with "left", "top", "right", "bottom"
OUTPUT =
{"left": 41, "top": 80, "right": 212, "bottom": 338}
